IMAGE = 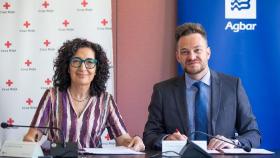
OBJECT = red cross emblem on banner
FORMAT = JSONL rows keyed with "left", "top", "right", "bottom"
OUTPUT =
{"left": 42, "top": 1, "right": 49, "bottom": 8}
{"left": 62, "top": 19, "right": 70, "bottom": 27}
{"left": 23, "top": 21, "right": 31, "bottom": 28}
{"left": 44, "top": 40, "right": 50, "bottom": 47}
{"left": 45, "top": 78, "right": 52, "bottom": 85}
{"left": 104, "top": 133, "right": 110, "bottom": 141}
{"left": 3, "top": 2, "right": 11, "bottom": 10}
{"left": 81, "top": 0, "right": 88, "bottom": 7}
{"left": 6, "top": 79, "right": 13, "bottom": 87}
{"left": 26, "top": 98, "right": 33, "bottom": 106}
{"left": 7, "top": 118, "right": 14, "bottom": 125}
{"left": 25, "top": 59, "right": 32, "bottom": 67}
{"left": 5, "top": 41, "right": 12, "bottom": 48}
{"left": 101, "top": 19, "right": 108, "bottom": 26}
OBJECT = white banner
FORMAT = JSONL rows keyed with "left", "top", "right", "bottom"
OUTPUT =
{"left": 0, "top": 0, "right": 114, "bottom": 147}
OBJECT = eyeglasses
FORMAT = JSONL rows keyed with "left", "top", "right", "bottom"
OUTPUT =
{"left": 70, "top": 57, "right": 98, "bottom": 69}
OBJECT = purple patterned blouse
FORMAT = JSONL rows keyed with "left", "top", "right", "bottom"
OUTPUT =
{"left": 30, "top": 87, "right": 128, "bottom": 148}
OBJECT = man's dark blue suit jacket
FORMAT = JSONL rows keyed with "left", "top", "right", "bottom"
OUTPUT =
{"left": 143, "top": 70, "right": 261, "bottom": 150}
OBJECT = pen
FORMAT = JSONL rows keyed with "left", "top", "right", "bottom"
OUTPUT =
{"left": 174, "top": 128, "right": 188, "bottom": 140}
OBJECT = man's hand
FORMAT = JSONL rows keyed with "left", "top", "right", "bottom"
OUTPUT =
{"left": 127, "top": 136, "right": 145, "bottom": 151}
{"left": 208, "top": 135, "right": 235, "bottom": 150}
{"left": 165, "top": 130, "right": 188, "bottom": 140}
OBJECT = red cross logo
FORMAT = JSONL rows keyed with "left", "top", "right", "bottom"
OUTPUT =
{"left": 23, "top": 21, "right": 31, "bottom": 28}
{"left": 24, "top": 59, "right": 32, "bottom": 67}
{"left": 4, "top": 41, "right": 12, "bottom": 48}
{"left": 62, "top": 19, "right": 70, "bottom": 27}
{"left": 45, "top": 78, "right": 52, "bottom": 85}
{"left": 42, "top": 1, "right": 49, "bottom": 8}
{"left": 5, "top": 79, "right": 13, "bottom": 87}
{"left": 26, "top": 98, "right": 33, "bottom": 106}
{"left": 3, "top": 2, "right": 11, "bottom": 10}
{"left": 44, "top": 40, "right": 50, "bottom": 47}
{"left": 81, "top": 0, "right": 88, "bottom": 7}
{"left": 7, "top": 118, "right": 14, "bottom": 125}
{"left": 101, "top": 18, "right": 108, "bottom": 26}
{"left": 104, "top": 133, "right": 110, "bottom": 141}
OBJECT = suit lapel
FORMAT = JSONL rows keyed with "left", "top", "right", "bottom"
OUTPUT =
{"left": 173, "top": 76, "right": 188, "bottom": 134}
{"left": 210, "top": 70, "right": 221, "bottom": 135}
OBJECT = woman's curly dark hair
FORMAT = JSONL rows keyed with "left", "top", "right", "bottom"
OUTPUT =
{"left": 53, "top": 38, "right": 109, "bottom": 97}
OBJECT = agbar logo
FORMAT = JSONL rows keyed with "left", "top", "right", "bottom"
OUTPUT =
{"left": 225, "top": 0, "right": 257, "bottom": 32}
{"left": 225, "top": 0, "right": 256, "bottom": 19}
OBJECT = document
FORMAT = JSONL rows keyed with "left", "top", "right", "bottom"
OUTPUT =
{"left": 162, "top": 140, "right": 187, "bottom": 156}
{"left": 162, "top": 140, "right": 274, "bottom": 155}
{"left": 209, "top": 148, "right": 274, "bottom": 155}
{"left": 81, "top": 146, "right": 145, "bottom": 155}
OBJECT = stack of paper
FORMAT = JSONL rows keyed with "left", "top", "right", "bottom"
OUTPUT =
{"left": 209, "top": 148, "right": 274, "bottom": 155}
{"left": 162, "top": 140, "right": 274, "bottom": 155}
{"left": 81, "top": 146, "right": 145, "bottom": 155}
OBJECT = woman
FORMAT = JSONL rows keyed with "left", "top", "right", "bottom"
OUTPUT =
{"left": 23, "top": 38, "right": 145, "bottom": 151}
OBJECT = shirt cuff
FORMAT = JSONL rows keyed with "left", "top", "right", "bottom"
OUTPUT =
{"left": 232, "top": 139, "right": 241, "bottom": 148}
{"left": 162, "top": 134, "right": 170, "bottom": 141}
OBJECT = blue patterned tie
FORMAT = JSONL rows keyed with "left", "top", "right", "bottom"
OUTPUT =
{"left": 193, "top": 81, "right": 208, "bottom": 140}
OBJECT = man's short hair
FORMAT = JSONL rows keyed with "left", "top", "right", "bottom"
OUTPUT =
{"left": 175, "top": 22, "right": 207, "bottom": 43}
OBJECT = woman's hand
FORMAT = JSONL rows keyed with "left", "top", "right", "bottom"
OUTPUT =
{"left": 127, "top": 136, "right": 145, "bottom": 151}
{"left": 23, "top": 128, "right": 41, "bottom": 142}
{"left": 115, "top": 134, "right": 145, "bottom": 151}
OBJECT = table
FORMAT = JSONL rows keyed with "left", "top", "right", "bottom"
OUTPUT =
{"left": 1, "top": 149, "right": 277, "bottom": 158}
{"left": 81, "top": 150, "right": 279, "bottom": 158}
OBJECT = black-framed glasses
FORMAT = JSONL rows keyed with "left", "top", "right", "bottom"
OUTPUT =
{"left": 70, "top": 57, "right": 98, "bottom": 69}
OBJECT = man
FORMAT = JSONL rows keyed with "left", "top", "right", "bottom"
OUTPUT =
{"left": 143, "top": 23, "right": 261, "bottom": 150}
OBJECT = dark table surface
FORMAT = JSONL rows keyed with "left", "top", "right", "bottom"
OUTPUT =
{"left": 1, "top": 149, "right": 277, "bottom": 158}
{"left": 80, "top": 150, "right": 279, "bottom": 158}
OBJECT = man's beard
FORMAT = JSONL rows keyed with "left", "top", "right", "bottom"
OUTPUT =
{"left": 184, "top": 64, "right": 206, "bottom": 75}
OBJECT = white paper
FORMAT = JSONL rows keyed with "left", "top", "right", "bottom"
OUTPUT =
{"left": 216, "top": 148, "right": 274, "bottom": 155}
{"left": 0, "top": 140, "right": 43, "bottom": 158}
{"left": 191, "top": 141, "right": 274, "bottom": 155}
{"left": 162, "top": 140, "right": 274, "bottom": 155}
{"left": 82, "top": 146, "right": 145, "bottom": 155}
{"left": 162, "top": 140, "right": 187, "bottom": 156}
{"left": 193, "top": 141, "right": 207, "bottom": 151}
